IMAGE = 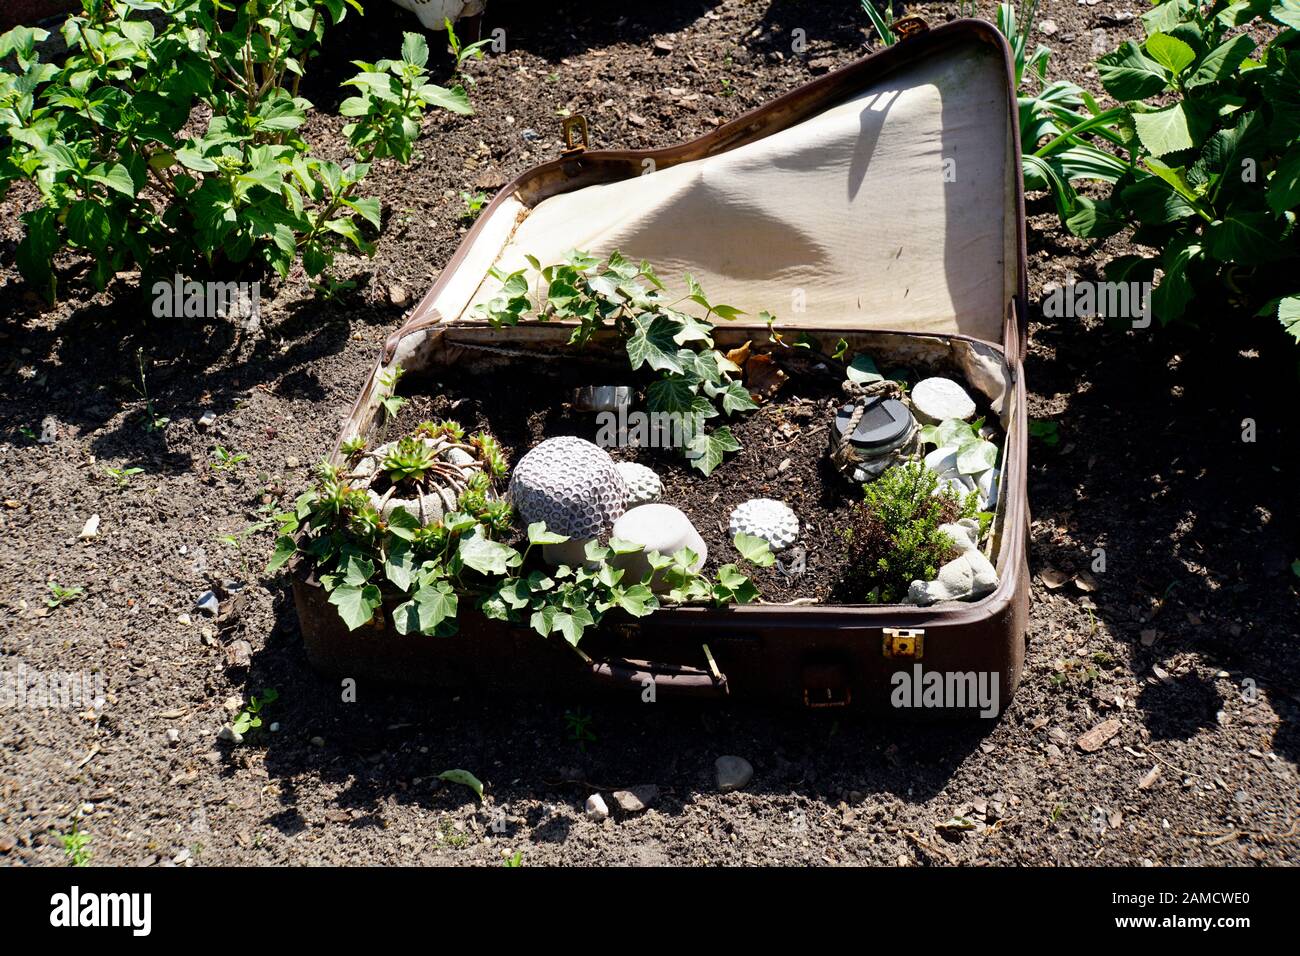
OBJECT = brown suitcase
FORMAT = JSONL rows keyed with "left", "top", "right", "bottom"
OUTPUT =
{"left": 292, "top": 17, "right": 1030, "bottom": 715}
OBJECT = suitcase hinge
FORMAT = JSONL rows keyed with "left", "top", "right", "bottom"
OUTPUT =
{"left": 561, "top": 114, "right": 589, "bottom": 157}
{"left": 882, "top": 628, "right": 924, "bottom": 660}
{"left": 892, "top": 16, "right": 929, "bottom": 40}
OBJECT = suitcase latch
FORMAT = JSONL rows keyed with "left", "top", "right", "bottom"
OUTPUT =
{"left": 561, "top": 114, "right": 589, "bottom": 156}
{"left": 882, "top": 628, "right": 924, "bottom": 660}
{"left": 892, "top": 16, "right": 930, "bottom": 40}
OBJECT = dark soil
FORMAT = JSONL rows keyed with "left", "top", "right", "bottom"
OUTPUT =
{"left": 1, "top": 1, "right": 1297, "bottom": 868}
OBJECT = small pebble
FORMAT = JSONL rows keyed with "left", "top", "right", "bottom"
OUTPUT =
{"left": 715, "top": 755, "right": 754, "bottom": 792}
{"left": 585, "top": 794, "right": 609, "bottom": 821}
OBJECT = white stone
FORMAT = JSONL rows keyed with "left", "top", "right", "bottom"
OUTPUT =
{"left": 615, "top": 462, "right": 663, "bottom": 507}
{"left": 584, "top": 793, "right": 609, "bottom": 821}
{"left": 78, "top": 514, "right": 100, "bottom": 540}
{"left": 610, "top": 504, "right": 706, "bottom": 591}
{"left": 911, "top": 377, "right": 976, "bottom": 424}
{"left": 977, "top": 467, "right": 999, "bottom": 511}
{"left": 728, "top": 498, "right": 799, "bottom": 552}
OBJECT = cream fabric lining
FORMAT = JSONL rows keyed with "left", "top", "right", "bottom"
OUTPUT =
{"left": 455, "top": 40, "right": 1014, "bottom": 343}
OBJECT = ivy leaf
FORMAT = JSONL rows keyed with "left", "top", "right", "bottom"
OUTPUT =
{"left": 626, "top": 313, "right": 684, "bottom": 373}
{"left": 733, "top": 533, "right": 776, "bottom": 567}
{"left": 458, "top": 531, "right": 519, "bottom": 575}
{"left": 1278, "top": 296, "right": 1300, "bottom": 343}
{"left": 530, "top": 604, "right": 558, "bottom": 638}
{"left": 328, "top": 583, "right": 382, "bottom": 631}
{"left": 846, "top": 354, "right": 883, "bottom": 384}
{"left": 552, "top": 607, "right": 596, "bottom": 645}
{"left": 385, "top": 505, "right": 420, "bottom": 541}
{"left": 614, "top": 583, "right": 658, "bottom": 617}
{"left": 685, "top": 426, "right": 740, "bottom": 476}
{"left": 527, "top": 522, "right": 569, "bottom": 545}
{"left": 265, "top": 535, "right": 296, "bottom": 573}
{"left": 956, "top": 438, "right": 999, "bottom": 475}
{"left": 394, "top": 580, "right": 457, "bottom": 635}
{"left": 339, "top": 552, "right": 375, "bottom": 585}
{"left": 608, "top": 537, "right": 644, "bottom": 555}
{"left": 383, "top": 537, "right": 416, "bottom": 591}
{"left": 717, "top": 380, "right": 759, "bottom": 415}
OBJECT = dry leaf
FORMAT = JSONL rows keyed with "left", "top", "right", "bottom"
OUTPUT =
{"left": 1076, "top": 718, "right": 1121, "bottom": 753}
{"left": 1074, "top": 571, "right": 1099, "bottom": 593}
{"left": 1040, "top": 568, "right": 1070, "bottom": 590}
{"left": 745, "top": 353, "right": 787, "bottom": 399}
{"left": 725, "top": 340, "right": 751, "bottom": 368}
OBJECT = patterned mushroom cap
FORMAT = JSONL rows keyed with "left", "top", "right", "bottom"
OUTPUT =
{"left": 615, "top": 461, "right": 663, "bottom": 508}
{"left": 509, "top": 436, "right": 628, "bottom": 539}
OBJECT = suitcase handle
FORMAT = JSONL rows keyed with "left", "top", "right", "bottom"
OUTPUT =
{"left": 588, "top": 656, "right": 729, "bottom": 698}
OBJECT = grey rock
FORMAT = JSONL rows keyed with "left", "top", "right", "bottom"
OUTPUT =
{"left": 38, "top": 415, "right": 58, "bottom": 444}
{"left": 911, "top": 377, "right": 976, "bottom": 424}
{"left": 585, "top": 793, "right": 609, "bottom": 821}
{"left": 165, "top": 728, "right": 180, "bottom": 747}
{"left": 197, "top": 411, "right": 217, "bottom": 430}
{"left": 715, "top": 755, "right": 754, "bottom": 792}
{"left": 217, "top": 724, "right": 243, "bottom": 744}
{"left": 611, "top": 785, "right": 658, "bottom": 813}
{"left": 194, "top": 591, "right": 220, "bottom": 616}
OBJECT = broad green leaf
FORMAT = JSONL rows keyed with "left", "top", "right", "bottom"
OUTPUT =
{"left": 437, "top": 769, "right": 484, "bottom": 800}
{"left": 1132, "top": 104, "right": 1196, "bottom": 157}
{"left": 1145, "top": 33, "right": 1196, "bottom": 76}
{"left": 685, "top": 426, "right": 740, "bottom": 476}
{"left": 458, "top": 531, "right": 518, "bottom": 575}
{"left": 627, "top": 313, "right": 685, "bottom": 373}
{"left": 385, "top": 505, "right": 420, "bottom": 540}
{"left": 527, "top": 522, "right": 569, "bottom": 545}
{"left": 552, "top": 607, "right": 595, "bottom": 645}
{"left": 419, "top": 83, "right": 472, "bottom": 115}
{"left": 328, "top": 583, "right": 382, "bottom": 630}
{"left": 956, "top": 439, "right": 999, "bottom": 475}
{"left": 733, "top": 532, "right": 776, "bottom": 567}
{"left": 1279, "top": 296, "right": 1300, "bottom": 343}
{"left": 1203, "top": 210, "right": 1284, "bottom": 263}
{"left": 608, "top": 537, "right": 644, "bottom": 555}
{"left": 1188, "top": 33, "right": 1256, "bottom": 88}
{"left": 1267, "top": 145, "right": 1300, "bottom": 216}
{"left": 717, "top": 380, "right": 759, "bottom": 415}
{"left": 394, "top": 580, "right": 457, "bottom": 634}
{"left": 847, "top": 353, "right": 883, "bottom": 384}
{"left": 1097, "top": 42, "right": 1172, "bottom": 99}
{"left": 401, "top": 31, "right": 429, "bottom": 67}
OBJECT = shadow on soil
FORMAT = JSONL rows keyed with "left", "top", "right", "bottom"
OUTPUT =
{"left": 239, "top": 595, "right": 999, "bottom": 831}
{"left": 1022, "top": 292, "right": 1299, "bottom": 764}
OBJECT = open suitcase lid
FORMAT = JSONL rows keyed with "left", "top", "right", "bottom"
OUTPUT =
{"left": 387, "top": 19, "right": 1027, "bottom": 363}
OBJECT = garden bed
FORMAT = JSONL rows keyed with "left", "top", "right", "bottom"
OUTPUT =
{"left": 393, "top": 348, "right": 998, "bottom": 605}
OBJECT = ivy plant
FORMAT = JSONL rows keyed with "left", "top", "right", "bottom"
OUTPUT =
{"left": 0, "top": 2, "right": 471, "bottom": 299}
{"left": 268, "top": 423, "right": 771, "bottom": 645}
{"left": 473, "top": 250, "right": 760, "bottom": 475}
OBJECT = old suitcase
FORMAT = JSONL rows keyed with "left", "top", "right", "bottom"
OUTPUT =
{"left": 292, "top": 17, "right": 1030, "bottom": 715}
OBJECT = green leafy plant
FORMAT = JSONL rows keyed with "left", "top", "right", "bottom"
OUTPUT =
{"left": 46, "top": 582, "right": 85, "bottom": 608}
{"left": 58, "top": 819, "right": 92, "bottom": 867}
{"left": 860, "top": 0, "right": 898, "bottom": 45}
{"left": 379, "top": 364, "right": 407, "bottom": 419}
{"left": 0, "top": 6, "right": 471, "bottom": 299}
{"left": 474, "top": 251, "right": 760, "bottom": 475}
{"left": 1028, "top": 419, "right": 1060, "bottom": 446}
{"left": 917, "top": 417, "right": 1000, "bottom": 475}
{"left": 270, "top": 424, "right": 770, "bottom": 644}
{"left": 444, "top": 16, "right": 492, "bottom": 82}
{"left": 1033, "top": 0, "right": 1300, "bottom": 334}
{"left": 231, "top": 687, "right": 278, "bottom": 736}
{"left": 839, "top": 462, "right": 979, "bottom": 602}
{"left": 564, "top": 708, "right": 597, "bottom": 750}
{"left": 133, "top": 349, "right": 169, "bottom": 432}
{"left": 460, "top": 188, "right": 489, "bottom": 220}
{"left": 210, "top": 444, "right": 248, "bottom": 471}
{"left": 104, "top": 465, "right": 144, "bottom": 488}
